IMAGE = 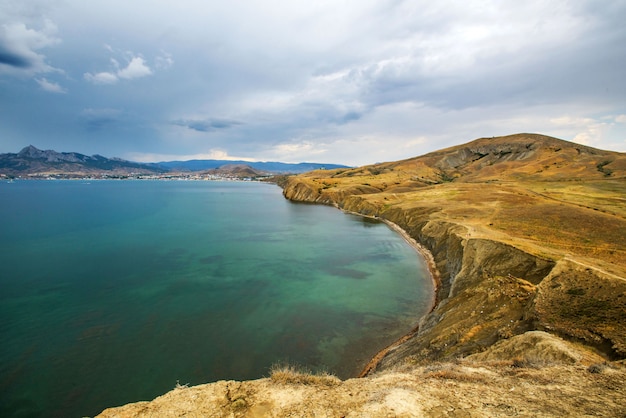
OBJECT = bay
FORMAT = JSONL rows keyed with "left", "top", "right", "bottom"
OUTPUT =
{"left": 0, "top": 180, "right": 433, "bottom": 418}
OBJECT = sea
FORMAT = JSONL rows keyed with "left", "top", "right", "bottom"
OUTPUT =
{"left": 0, "top": 180, "right": 433, "bottom": 418}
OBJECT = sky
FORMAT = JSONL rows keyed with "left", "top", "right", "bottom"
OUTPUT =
{"left": 1, "top": 0, "right": 625, "bottom": 166}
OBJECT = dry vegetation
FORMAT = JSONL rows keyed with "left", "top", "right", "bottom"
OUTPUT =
{"left": 98, "top": 342, "right": 626, "bottom": 417}
{"left": 281, "top": 134, "right": 626, "bottom": 365}
{"left": 268, "top": 364, "right": 340, "bottom": 387}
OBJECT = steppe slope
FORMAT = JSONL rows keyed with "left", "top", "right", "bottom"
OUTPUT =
{"left": 97, "top": 134, "right": 626, "bottom": 417}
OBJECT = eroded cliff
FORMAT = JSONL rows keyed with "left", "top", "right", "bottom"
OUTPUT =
{"left": 281, "top": 173, "right": 626, "bottom": 372}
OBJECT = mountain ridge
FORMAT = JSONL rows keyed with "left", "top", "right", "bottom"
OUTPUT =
{"left": 0, "top": 145, "right": 350, "bottom": 177}
{"left": 157, "top": 159, "right": 349, "bottom": 173}
{"left": 0, "top": 145, "right": 166, "bottom": 177}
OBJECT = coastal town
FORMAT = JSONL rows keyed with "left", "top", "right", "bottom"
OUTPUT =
{"left": 1, "top": 171, "right": 269, "bottom": 181}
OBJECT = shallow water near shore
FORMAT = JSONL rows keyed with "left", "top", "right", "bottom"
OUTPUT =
{"left": 0, "top": 180, "right": 433, "bottom": 418}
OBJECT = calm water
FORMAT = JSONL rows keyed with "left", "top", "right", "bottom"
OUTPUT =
{"left": 0, "top": 180, "right": 433, "bottom": 418}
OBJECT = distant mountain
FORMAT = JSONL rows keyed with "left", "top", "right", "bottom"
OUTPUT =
{"left": 202, "top": 164, "right": 269, "bottom": 178}
{"left": 0, "top": 146, "right": 166, "bottom": 177}
{"left": 0, "top": 146, "right": 351, "bottom": 177}
{"left": 157, "top": 159, "right": 350, "bottom": 173}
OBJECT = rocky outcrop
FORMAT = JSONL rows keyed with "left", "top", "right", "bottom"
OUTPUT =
{"left": 97, "top": 336, "right": 626, "bottom": 417}
{"left": 529, "top": 259, "right": 626, "bottom": 358}
{"left": 466, "top": 331, "right": 604, "bottom": 365}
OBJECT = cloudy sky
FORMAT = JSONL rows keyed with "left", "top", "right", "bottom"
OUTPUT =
{"left": 1, "top": 0, "right": 625, "bottom": 165}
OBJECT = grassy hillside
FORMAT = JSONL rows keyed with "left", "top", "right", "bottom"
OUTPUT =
{"left": 281, "top": 133, "right": 626, "bottom": 364}
{"left": 285, "top": 133, "right": 626, "bottom": 271}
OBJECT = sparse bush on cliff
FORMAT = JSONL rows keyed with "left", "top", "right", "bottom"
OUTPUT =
{"left": 269, "top": 363, "right": 340, "bottom": 386}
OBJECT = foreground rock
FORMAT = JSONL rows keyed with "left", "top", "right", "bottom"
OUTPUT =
{"left": 98, "top": 333, "right": 625, "bottom": 417}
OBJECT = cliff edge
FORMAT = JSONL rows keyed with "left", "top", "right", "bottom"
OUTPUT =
{"left": 280, "top": 134, "right": 626, "bottom": 370}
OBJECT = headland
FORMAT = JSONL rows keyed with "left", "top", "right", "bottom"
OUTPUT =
{"left": 97, "top": 133, "right": 626, "bottom": 417}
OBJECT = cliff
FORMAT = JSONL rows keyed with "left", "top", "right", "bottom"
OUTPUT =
{"left": 280, "top": 134, "right": 626, "bottom": 369}
{"left": 97, "top": 134, "right": 626, "bottom": 417}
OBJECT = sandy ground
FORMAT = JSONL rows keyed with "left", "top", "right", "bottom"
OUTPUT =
{"left": 96, "top": 359, "right": 625, "bottom": 418}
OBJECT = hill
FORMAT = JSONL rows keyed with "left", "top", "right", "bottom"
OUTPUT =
{"left": 281, "top": 133, "right": 626, "bottom": 363}
{"left": 323, "top": 133, "right": 626, "bottom": 190}
{"left": 0, "top": 145, "right": 166, "bottom": 177}
{"left": 98, "top": 133, "right": 626, "bottom": 416}
{"left": 157, "top": 159, "right": 350, "bottom": 173}
{"left": 202, "top": 164, "right": 269, "bottom": 179}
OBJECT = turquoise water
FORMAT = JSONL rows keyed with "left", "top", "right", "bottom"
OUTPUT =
{"left": 0, "top": 180, "right": 433, "bottom": 418}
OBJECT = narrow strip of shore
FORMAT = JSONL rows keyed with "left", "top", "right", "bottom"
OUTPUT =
{"left": 336, "top": 208, "right": 443, "bottom": 377}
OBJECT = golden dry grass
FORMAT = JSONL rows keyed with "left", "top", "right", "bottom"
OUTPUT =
{"left": 281, "top": 134, "right": 626, "bottom": 362}
{"left": 269, "top": 364, "right": 341, "bottom": 387}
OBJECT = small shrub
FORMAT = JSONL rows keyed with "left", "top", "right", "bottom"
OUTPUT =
{"left": 566, "top": 288, "right": 586, "bottom": 296}
{"left": 510, "top": 356, "right": 553, "bottom": 369}
{"left": 269, "top": 363, "right": 340, "bottom": 387}
{"left": 587, "top": 363, "right": 608, "bottom": 374}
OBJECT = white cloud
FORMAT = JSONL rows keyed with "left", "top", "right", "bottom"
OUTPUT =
{"left": 126, "top": 149, "right": 255, "bottom": 163}
{"left": 155, "top": 51, "right": 174, "bottom": 70}
{"left": 616, "top": 115, "right": 626, "bottom": 124}
{"left": 84, "top": 49, "right": 155, "bottom": 85}
{"left": 274, "top": 141, "right": 322, "bottom": 156}
{"left": 548, "top": 115, "right": 610, "bottom": 147}
{"left": 83, "top": 71, "right": 118, "bottom": 84}
{"left": 35, "top": 77, "right": 66, "bottom": 93}
{"left": 117, "top": 56, "right": 152, "bottom": 79}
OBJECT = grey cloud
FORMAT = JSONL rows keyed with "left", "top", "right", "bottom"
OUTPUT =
{"left": 2, "top": 0, "right": 625, "bottom": 165}
{"left": 340, "top": 111, "right": 362, "bottom": 124}
{"left": 0, "top": 20, "right": 61, "bottom": 75}
{"left": 173, "top": 118, "right": 243, "bottom": 132}
{"left": 81, "top": 108, "right": 122, "bottom": 131}
{"left": 0, "top": 46, "right": 32, "bottom": 68}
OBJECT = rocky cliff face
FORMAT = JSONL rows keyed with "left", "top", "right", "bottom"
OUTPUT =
{"left": 280, "top": 163, "right": 626, "bottom": 370}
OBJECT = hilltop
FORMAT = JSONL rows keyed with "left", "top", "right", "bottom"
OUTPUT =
{"left": 98, "top": 133, "right": 626, "bottom": 417}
